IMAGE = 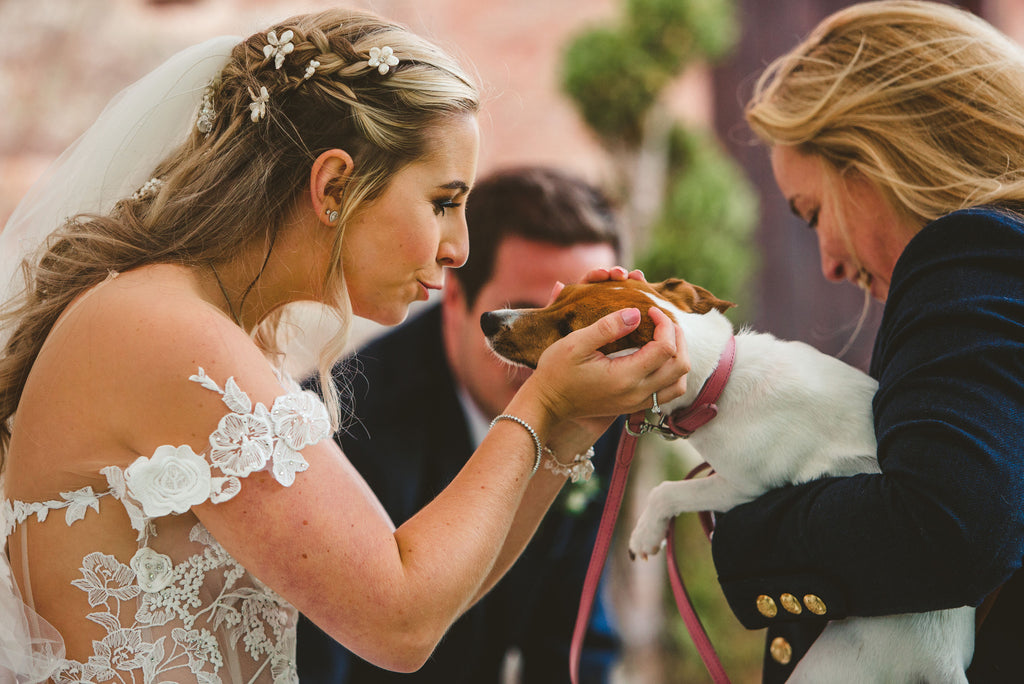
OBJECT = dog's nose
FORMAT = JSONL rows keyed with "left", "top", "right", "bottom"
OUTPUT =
{"left": 480, "top": 311, "right": 503, "bottom": 338}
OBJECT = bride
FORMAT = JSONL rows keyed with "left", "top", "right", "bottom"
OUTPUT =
{"left": 0, "top": 7, "right": 689, "bottom": 683}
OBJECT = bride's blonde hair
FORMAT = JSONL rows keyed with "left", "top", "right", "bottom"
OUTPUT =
{"left": 0, "top": 8, "right": 480, "bottom": 458}
{"left": 746, "top": 0, "right": 1024, "bottom": 227}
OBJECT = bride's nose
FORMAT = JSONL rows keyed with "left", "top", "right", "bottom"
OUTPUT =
{"left": 438, "top": 218, "right": 469, "bottom": 268}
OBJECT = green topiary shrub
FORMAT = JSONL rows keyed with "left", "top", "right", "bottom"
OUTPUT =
{"left": 637, "top": 125, "right": 759, "bottom": 309}
{"left": 562, "top": 0, "right": 740, "bottom": 145}
{"left": 561, "top": 27, "right": 668, "bottom": 144}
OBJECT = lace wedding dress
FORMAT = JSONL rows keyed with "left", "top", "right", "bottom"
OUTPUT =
{"left": 1, "top": 367, "right": 331, "bottom": 683}
{"left": 0, "top": 33, "right": 339, "bottom": 684}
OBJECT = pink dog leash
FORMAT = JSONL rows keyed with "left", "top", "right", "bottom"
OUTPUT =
{"left": 569, "top": 411, "right": 643, "bottom": 684}
{"left": 569, "top": 337, "right": 736, "bottom": 684}
{"left": 666, "top": 463, "right": 727, "bottom": 683}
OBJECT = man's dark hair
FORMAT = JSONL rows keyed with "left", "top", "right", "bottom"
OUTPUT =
{"left": 453, "top": 166, "right": 624, "bottom": 307}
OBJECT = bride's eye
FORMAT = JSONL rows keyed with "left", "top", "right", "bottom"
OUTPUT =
{"left": 433, "top": 198, "right": 461, "bottom": 217}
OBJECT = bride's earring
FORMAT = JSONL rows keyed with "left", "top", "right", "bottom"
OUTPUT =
{"left": 324, "top": 207, "right": 339, "bottom": 223}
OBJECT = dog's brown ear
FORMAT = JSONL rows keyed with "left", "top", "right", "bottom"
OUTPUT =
{"left": 656, "top": 278, "right": 736, "bottom": 314}
{"left": 693, "top": 284, "right": 736, "bottom": 314}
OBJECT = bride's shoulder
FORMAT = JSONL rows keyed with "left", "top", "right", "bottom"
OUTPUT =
{"left": 74, "top": 263, "right": 230, "bottom": 323}
{"left": 51, "top": 264, "right": 257, "bottom": 377}
{"left": 37, "top": 265, "right": 282, "bottom": 449}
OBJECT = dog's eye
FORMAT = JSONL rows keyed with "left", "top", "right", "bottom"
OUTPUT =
{"left": 557, "top": 318, "right": 573, "bottom": 337}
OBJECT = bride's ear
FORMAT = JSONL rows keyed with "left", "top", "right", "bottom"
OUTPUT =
{"left": 310, "top": 149, "right": 354, "bottom": 225}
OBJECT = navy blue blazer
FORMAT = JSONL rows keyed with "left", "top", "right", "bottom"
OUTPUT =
{"left": 296, "top": 305, "right": 622, "bottom": 683}
{"left": 710, "top": 208, "right": 1024, "bottom": 682}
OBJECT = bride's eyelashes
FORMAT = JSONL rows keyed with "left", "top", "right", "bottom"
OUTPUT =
{"left": 432, "top": 198, "right": 462, "bottom": 217}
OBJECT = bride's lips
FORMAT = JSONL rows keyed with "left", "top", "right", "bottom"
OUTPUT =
{"left": 418, "top": 280, "right": 443, "bottom": 299}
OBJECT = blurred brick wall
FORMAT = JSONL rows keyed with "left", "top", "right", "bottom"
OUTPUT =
{"left": 4, "top": 2, "right": 1022, "bottom": 682}
{"left": 0, "top": 0, "right": 629, "bottom": 225}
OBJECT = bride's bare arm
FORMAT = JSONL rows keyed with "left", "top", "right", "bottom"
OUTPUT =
{"left": 116, "top": 292, "right": 685, "bottom": 672}
{"left": 468, "top": 305, "right": 688, "bottom": 603}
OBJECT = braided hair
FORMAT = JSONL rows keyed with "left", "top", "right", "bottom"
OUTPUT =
{"left": 0, "top": 9, "right": 480, "bottom": 457}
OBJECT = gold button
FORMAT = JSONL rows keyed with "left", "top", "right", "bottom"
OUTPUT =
{"left": 756, "top": 594, "right": 778, "bottom": 618}
{"left": 803, "top": 594, "right": 827, "bottom": 615}
{"left": 770, "top": 636, "right": 793, "bottom": 665}
{"left": 779, "top": 593, "right": 802, "bottom": 614}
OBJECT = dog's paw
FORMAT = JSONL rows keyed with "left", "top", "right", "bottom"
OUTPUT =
{"left": 628, "top": 510, "right": 671, "bottom": 561}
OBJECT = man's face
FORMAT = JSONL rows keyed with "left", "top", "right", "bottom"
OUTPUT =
{"left": 442, "top": 235, "right": 617, "bottom": 420}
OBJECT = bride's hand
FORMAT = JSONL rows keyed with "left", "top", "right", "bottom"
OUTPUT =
{"left": 522, "top": 304, "right": 688, "bottom": 425}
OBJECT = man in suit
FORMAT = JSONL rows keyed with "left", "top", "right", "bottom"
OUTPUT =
{"left": 297, "top": 166, "right": 627, "bottom": 683}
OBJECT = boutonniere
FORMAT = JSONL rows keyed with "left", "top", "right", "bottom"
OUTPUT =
{"left": 558, "top": 474, "right": 602, "bottom": 516}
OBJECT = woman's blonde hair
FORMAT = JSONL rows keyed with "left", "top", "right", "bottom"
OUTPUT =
{"left": 0, "top": 8, "right": 480, "bottom": 456}
{"left": 746, "top": 0, "right": 1024, "bottom": 228}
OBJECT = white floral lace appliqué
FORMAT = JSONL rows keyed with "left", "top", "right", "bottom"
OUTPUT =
{"left": 7, "top": 369, "right": 330, "bottom": 684}
{"left": 2, "top": 486, "right": 109, "bottom": 538}
{"left": 116, "top": 367, "right": 330, "bottom": 518}
{"left": 192, "top": 367, "right": 330, "bottom": 486}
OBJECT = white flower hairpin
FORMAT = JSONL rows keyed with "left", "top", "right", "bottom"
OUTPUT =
{"left": 264, "top": 29, "right": 295, "bottom": 70}
{"left": 367, "top": 46, "right": 399, "bottom": 75}
{"left": 304, "top": 59, "right": 320, "bottom": 80}
{"left": 248, "top": 86, "right": 269, "bottom": 122}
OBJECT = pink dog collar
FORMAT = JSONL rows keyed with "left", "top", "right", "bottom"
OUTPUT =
{"left": 665, "top": 335, "right": 736, "bottom": 437}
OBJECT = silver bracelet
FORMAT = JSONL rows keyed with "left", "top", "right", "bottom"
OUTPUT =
{"left": 489, "top": 414, "right": 543, "bottom": 475}
{"left": 543, "top": 446, "right": 596, "bottom": 483}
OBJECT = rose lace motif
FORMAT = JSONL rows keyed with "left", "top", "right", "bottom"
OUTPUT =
{"left": 4, "top": 369, "right": 331, "bottom": 683}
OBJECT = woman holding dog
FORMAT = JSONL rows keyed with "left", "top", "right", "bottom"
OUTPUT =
{"left": 712, "top": 1, "right": 1024, "bottom": 680}
{"left": 0, "top": 8, "right": 689, "bottom": 682}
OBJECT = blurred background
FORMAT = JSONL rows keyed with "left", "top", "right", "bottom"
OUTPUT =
{"left": 2, "top": 0, "right": 1021, "bottom": 681}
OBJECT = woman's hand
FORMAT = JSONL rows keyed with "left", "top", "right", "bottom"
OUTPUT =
{"left": 545, "top": 266, "right": 646, "bottom": 306}
{"left": 580, "top": 265, "right": 646, "bottom": 284}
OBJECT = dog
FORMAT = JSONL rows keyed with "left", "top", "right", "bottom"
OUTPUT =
{"left": 481, "top": 277, "right": 974, "bottom": 684}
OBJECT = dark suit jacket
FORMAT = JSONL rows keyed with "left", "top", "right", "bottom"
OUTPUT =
{"left": 710, "top": 208, "right": 1024, "bottom": 682}
{"left": 296, "top": 305, "right": 622, "bottom": 683}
